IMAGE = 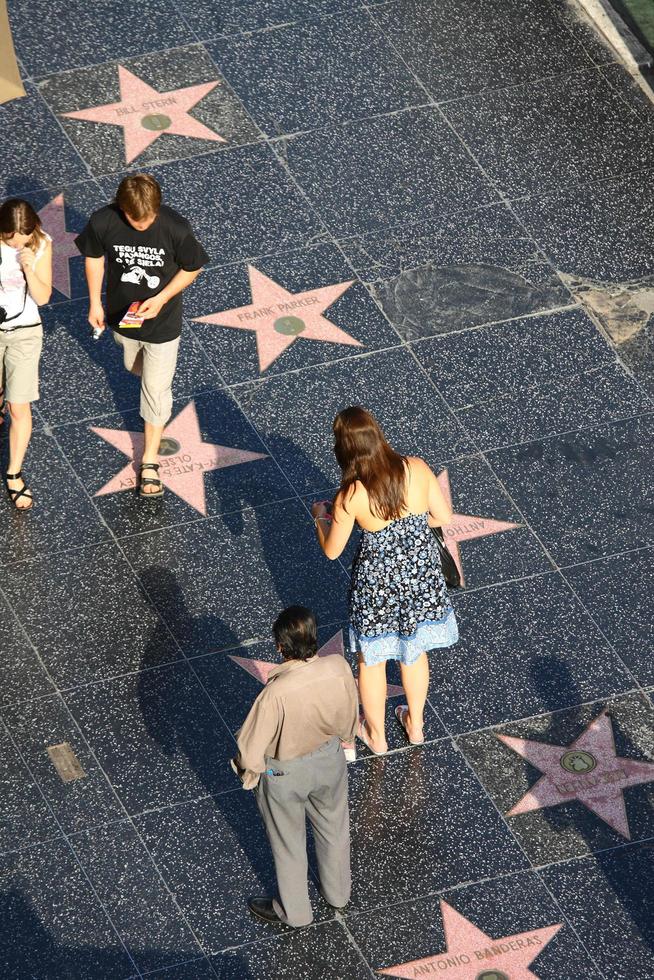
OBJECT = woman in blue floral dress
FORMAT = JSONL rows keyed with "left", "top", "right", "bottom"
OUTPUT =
{"left": 313, "top": 406, "right": 458, "bottom": 754}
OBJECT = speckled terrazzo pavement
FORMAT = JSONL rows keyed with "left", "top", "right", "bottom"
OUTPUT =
{"left": 2, "top": 0, "right": 654, "bottom": 974}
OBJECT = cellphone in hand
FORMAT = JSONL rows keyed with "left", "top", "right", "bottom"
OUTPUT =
{"left": 119, "top": 301, "right": 145, "bottom": 329}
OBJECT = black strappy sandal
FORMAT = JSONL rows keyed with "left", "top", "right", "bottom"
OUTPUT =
{"left": 139, "top": 462, "right": 164, "bottom": 498}
{"left": 6, "top": 470, "right": 34, "bottom": 511}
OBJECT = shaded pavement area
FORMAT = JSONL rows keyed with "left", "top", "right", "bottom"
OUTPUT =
{"left": 1, "top": 0, "right": 654, "bottom": 975}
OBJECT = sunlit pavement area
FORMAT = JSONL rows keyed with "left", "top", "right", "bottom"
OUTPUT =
{"left": 1, "top": 0, "right": 654, "bottom": 976}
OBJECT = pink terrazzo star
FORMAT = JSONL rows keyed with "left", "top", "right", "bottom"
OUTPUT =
{"left": 62, "top": 66, "right": 224, "bottom": 164}
{"left": 193, "top": 265, "right": 361, "bottom": 371}
{"left": 438, "top": 469, "right": 519, "bottom": 585}
{"left": 380, "top": 898, "right": 562, "bottom": 979}
{"left": 91, "top": 400, "right": 266, "bottom": 515}
{"left": 38, "top": 193, "right": 78, "bottom": 298}
{"left": 229, "top": 628, "right": 404, "bottom": 698}
{"left": 499, "top": 711, "right": 654, "bottom": 839}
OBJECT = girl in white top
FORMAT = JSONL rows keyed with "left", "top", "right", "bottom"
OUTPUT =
{"left": 0, "top": 199, "right": 52, "bottom": 510}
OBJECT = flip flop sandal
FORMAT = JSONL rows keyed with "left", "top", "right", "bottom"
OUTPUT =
{"left": 395, "top": 704, "right": 424, "bottom": 745}
{"left": 357, "top": 720, "right": 387, "bottom": 756}
{"left": 6, "top": 470, "right": 34, "bottom": 511}
{"left": 139, "top": 462, "right": 164, "bottom": 498}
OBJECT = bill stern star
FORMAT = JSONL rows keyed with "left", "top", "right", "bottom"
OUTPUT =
{"left": 62, "top": 66, "right": 224, "bottom": 164}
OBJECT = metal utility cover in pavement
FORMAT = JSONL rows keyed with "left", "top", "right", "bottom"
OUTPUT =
{"left": 47, "top": 742, "right": 86, "bottom": 783}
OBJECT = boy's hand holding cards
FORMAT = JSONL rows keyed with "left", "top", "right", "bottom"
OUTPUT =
{"left": 119, "top": 301, "right": 145, "bottom": 329}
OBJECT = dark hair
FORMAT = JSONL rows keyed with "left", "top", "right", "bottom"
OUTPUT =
{"left": 116, "top": 173, "right": 162, "bottom": 219}
{"left": 273, "top": 606, "right": 318, "bottom": 662}
{"left": 0, "top": 198, "right": 46, "bottom": 251}
{"left": 333, "top": 406, "right": 407, "bottom": 521}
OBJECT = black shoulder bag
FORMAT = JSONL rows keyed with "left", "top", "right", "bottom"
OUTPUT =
{"left": 431, "top": 526, "right": 461, "bottom": 589}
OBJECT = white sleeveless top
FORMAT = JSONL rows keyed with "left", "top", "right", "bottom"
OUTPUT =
{"left": 0, "top": 233, "right": 51, "bottom": 330}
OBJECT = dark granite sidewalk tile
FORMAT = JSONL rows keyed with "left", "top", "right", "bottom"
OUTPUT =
{"left": 341, "top": 203, "right": 569, "bottom": 340}
{"left": 0, "top": 729, "right": 61, "bottom": 857}
{"left": 456, "top": 363, "right": 649, "bottom": 450}
{"left": 12, "top": 0, "right": 194, "bottom": 76}
{"left": 413, "top": 307, "right": 651, "bottom": 449}
{"left": 486, "top": 415, "right": 654, "bottom": 566}
{"left": 414, "top": 308, "right": 614, "bottom": 409}
{"left": 459, "top": 692, "right": 654, "bottom": 865}
{"left": 65, "top": 662, "right": 238, "bottom": 814}
{"left": 441, "top": 68, "right": 654, "bottom": 199}
{"left": 371, "top": 0, "right": 596, "bottom": 102}
{"left": 39, "top": 46, "right": 261, "bottom": 175}
{"left": 135, "top": 792, "right": 334, "bottom": 952}
{"left": 600, "top": 63, "right": 654, "bottom": 125}
{"left": 0, "top": 591, "right": 53, "bottom": 708}
{"left": 347, "top": 869, "right": 600, "bottom": 978}
{"left": 0, "top": 839, "right": 135, "bottom": 979}
{"left": 0, "top": 542, "right": 181, "bottom": 689}
{"left": 143, "top": 961, "right": 216, "bottom": 979}
{"left": 210, "top": 921, "right": 371, "bottom": 978}
{"left": 345, "top": 742, "right": 528, "bottom": 913}
{"left": 179, "top": 0, "right": 367, "bottom": 40}
{"left": 0, "top": 84, "right": 88, "bottom": 198}
{"left": 2, "top": 695, "right": 123, "bottom": 835}
{"left": 70, "top": 821, "right": 203, "bottom": 975}
{"left": 235, "top": 347, "right": 474, "bottom": 495}
{"left": 541, "top": 842, "right": 654, "bottom": 979}
{"left": 0, "top": 430, "right": 111, "bottom": 564}
{"left": 286, "top": 107, "right": 499, "bottom": 237}
{"left": 209, "top": 11, "right": 425, "bottom": 135}
{"left": 565, "top": 548, "right": 654, "bottom": 688}
{"left": 514, "top": 170, "right": 654, "bottom": 398}
{"left": 98, "top": 144, "right": 321, "bottom": 270}
{"left": 434, "top": 573, "right": 636, "bottom": 734}
{"left": 121, "top": 499, "right": 349, "bottom": 655}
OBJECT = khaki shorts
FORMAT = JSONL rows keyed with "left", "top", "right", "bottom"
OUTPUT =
{"left": 113, "top": 331, "right": 180, "bottom": 427}
{"left": 0, "top": 325, "right": 43, "bottom": 404}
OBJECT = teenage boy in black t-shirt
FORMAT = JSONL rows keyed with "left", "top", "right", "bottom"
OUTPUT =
{"left": 76, "top": 174, "right": 209, "bottom": 497}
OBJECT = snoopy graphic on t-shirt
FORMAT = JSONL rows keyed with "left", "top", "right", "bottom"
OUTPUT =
{"left": 121, "top": 266, "right": 160, "bottom": 289}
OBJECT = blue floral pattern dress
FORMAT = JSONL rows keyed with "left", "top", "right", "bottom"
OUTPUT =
{"left": 349, "top": 512, "right": 458, "bottom": 666}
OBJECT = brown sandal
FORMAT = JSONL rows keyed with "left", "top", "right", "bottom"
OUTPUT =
{"left": 139, "top": 462, "right": 164, "bottom": 498}
{"left": 6, "top": 470, "right": 34, "bottom": 511}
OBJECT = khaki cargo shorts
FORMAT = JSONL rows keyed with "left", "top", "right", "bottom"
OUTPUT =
{"left": 113, "top": 331, "right": 180, "bottom": 427}
{"left": 0, "top": 325, "right": 43, "bottom": 404}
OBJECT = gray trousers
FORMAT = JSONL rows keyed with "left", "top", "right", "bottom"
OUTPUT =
{"left": 255, "top": 736, "right": 351, "bottom": 927}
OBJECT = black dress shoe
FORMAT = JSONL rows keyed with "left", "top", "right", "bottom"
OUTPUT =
{"left": 320, "top": 890, "right": 349, "bottom": 911}
{"left": 248, "top": 897, "right": 284, "bottom": 925}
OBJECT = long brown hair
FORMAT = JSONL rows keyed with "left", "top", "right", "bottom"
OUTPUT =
{"left": 333, "top": 407, "right": 407, "bottom": 520}
{"left": 0, "top": 199, "right": 46, "bottom": 252}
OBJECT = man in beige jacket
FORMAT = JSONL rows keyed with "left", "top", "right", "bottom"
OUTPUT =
{"left": 231, "top": 605, "right": 359, "bottom": 928}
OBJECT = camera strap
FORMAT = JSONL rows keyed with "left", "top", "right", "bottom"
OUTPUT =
{"left": 0, "top": 243, "right": 29, "bottom": 325}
